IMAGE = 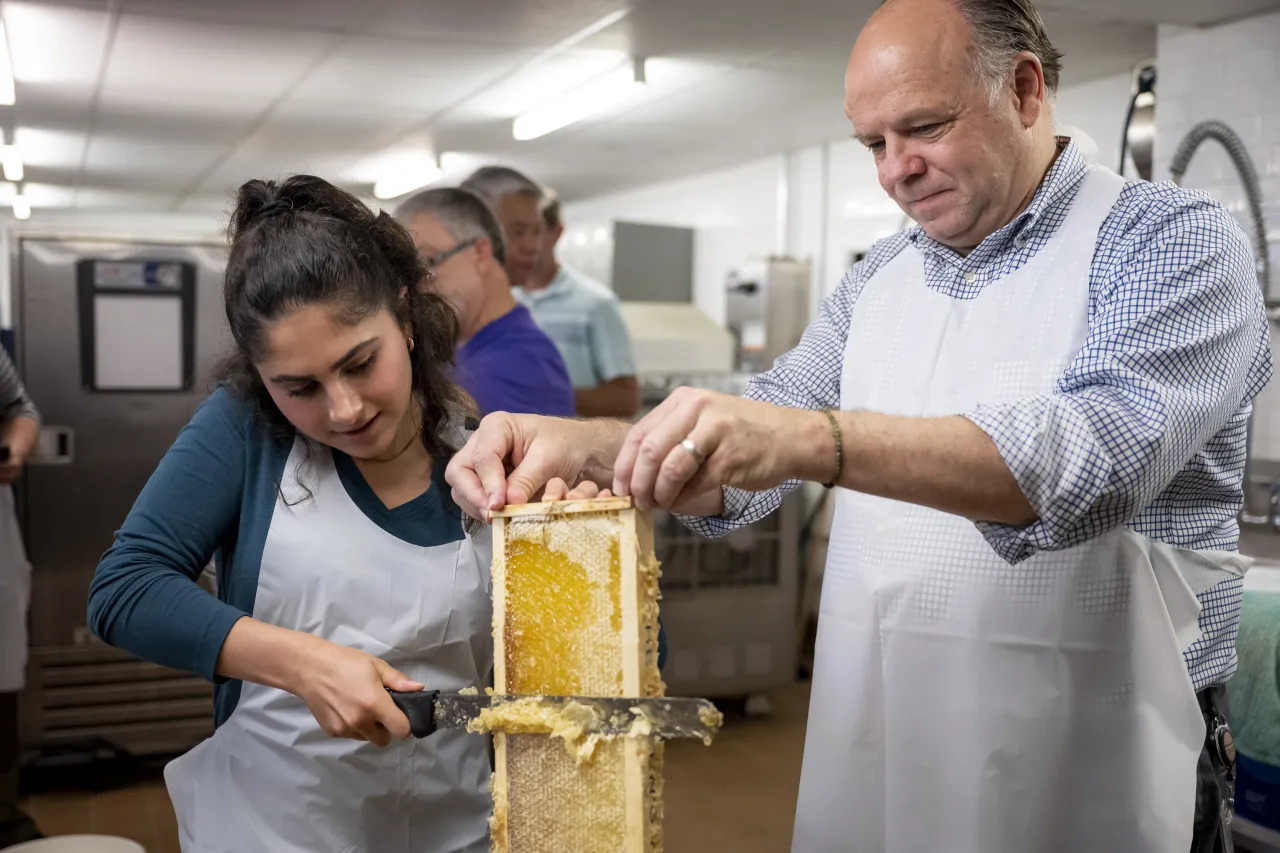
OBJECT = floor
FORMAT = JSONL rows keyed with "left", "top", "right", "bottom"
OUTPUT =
{"left": 13, "top": 682, "right": 810, "bottom": 853}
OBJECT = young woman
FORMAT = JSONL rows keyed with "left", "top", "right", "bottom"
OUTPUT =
{"left": 88, "top": 176, "right": 499, "bottom": 852}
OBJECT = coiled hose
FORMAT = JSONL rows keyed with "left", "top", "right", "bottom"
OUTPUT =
{"left": 1169, "top": 120, "right": 1275, "bottom": 523}
{"left": 1169, "top": 120, "right": 1273, "bottom": 310}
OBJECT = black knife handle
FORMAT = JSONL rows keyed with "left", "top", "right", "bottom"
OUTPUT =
{"left": 387, "top": 689, "right": 439, "bottom": 738}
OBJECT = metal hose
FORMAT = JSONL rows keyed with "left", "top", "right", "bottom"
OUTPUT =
{"left": 1169, "top": 120, "right": 1274, "bottom": 524}
{"left": 1169, "top": 120, "right": 1272, "bottom": 307}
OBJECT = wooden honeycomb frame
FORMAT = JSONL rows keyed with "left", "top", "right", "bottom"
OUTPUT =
{"left": 490, "top": 497, "right": 664, "bottom": 852}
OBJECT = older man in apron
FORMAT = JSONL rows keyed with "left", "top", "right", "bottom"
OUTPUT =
{"left": 445, "top": 0, "right": 1270, "bottom": 850}
{"left": 0, "top": 345, "right": 42, "bottom": 847}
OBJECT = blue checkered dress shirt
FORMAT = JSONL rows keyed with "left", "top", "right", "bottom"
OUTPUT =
{"left": 684, "top": 140, "right": 1272, "bottom": 690}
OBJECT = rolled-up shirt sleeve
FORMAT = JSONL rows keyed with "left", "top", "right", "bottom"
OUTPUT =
{"left": 681, "top": 265, "right": 861, "bottom": 538}
{"left": 967, "top": 195, "right": 1272, "bottom": 564}
{"left": 0, "top": 346, "right": 39, "bottom": 424}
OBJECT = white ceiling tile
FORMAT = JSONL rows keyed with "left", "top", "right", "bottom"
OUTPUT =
{"left": 4, "top": 2, "right": 112, "bottom": 87}
{"left": 96, "top": 88, "right": 273, "bottom": 144}
{"left": 7, "top": 81, "right": 97, "bottom": 118}
{"left": 463, "top": 50, "right": 634, "bottom": 120}
{"left": 368, "top": 0, "right": 627, "bottom": 46}
{"left": 121, "top": 0, "right": 365, "bottom": 31}
{"left": 103, "top": 14, "right": 333, "bottom": 99}
{"left": 74, "top": 187, "right": 175, "bottom": 210}
{"left": 13, "top": 127, "right": 87, "bottom": 170}
{"left": 232, "top": 105, "right": 423, "bottom": 163}
{"left": 291, "top": 36, "right": 529, "bottom": 113}
{"left": 85, "top": 134, "right": 225, "bottom": 180}
{"left": 21, "top": 182, "right": 77, "bottom": 207}
{"left": 447, "top": 55, "right": 724, "bottom": 143}
{"left": 173, "top": 193, "right": 232, "bottom": 215}
{"left": 197, "top": 144, "right": 370, "bottom": 196}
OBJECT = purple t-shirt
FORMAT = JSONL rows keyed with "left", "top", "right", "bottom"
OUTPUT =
{"left": 454, "top": 304, "right": 576, "bottom": 417}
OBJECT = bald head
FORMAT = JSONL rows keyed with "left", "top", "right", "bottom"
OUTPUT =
{"left": 851, "top": 0, "right": 971, "bottom": 100}
{"left": 845, "top": 0, "right": 1061, "bottom": 253}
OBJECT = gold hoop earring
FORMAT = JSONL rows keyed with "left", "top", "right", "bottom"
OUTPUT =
{"left": 408, "top": 338, "right": 415, "bottom": 352}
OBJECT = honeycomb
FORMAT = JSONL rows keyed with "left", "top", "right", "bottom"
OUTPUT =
{"left": 491, "top": 499, "right": 664, "bottom": 853}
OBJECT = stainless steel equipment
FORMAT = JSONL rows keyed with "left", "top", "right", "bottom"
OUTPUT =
{"left": 14, "top": 235, "right": 230, "bottom": 756}
{"left": 1120, "top": 63, "right": 1157, "bottom": 181}
{"left": 639, "top": 373, "right": 800, "bottom": 711}
{"left": 620, "top": 302, "right": 735, "bottom": 379}
{"left": 725, "top": 257, "right": 812, "bottom": 374}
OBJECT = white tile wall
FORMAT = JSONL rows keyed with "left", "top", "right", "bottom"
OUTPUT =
{"left": 1154, "top": 11, "right": 1280, "bottom": 459}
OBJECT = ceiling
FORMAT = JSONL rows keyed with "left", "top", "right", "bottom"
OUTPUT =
{"left": 0, "top": 0, "right": 1273, "bottom": 218}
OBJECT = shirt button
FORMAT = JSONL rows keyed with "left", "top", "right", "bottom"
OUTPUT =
{"left": 963, "top": 271, "right": 977, "bottom": 284}
{"left": 1014, "top": 236, "right": 1026, "bottom": 249}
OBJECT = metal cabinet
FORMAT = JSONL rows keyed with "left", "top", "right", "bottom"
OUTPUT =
{"left": 14, "top": 236, "right": 229, "bottom": 755}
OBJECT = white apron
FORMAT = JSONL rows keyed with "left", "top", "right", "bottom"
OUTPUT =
{"left": 794, "top": 165, "right": 1247, "bottom": 853}
{"left": 0, "top": 484, "right": 30, "bottom": 692}
{"left": 165, "top": 440, "right": 494, "bottom": 853}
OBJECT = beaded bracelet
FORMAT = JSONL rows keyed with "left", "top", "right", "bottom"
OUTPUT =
{"left": 821, "top": 409, "right": 843, "bottom": 489}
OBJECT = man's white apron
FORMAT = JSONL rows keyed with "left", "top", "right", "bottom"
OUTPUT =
{"left": 794, "top": 165, "right": 1246, "bottom": 852}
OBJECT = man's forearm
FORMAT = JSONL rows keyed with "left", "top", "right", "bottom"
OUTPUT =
{"left": 792, "top": 409, "right": 1036, "bottom": 525}
{"left": 2, "top": 416, "right": 38, "bottom": 460}
{"left": 575, "top": 377, "right": 641, "bottom": 419}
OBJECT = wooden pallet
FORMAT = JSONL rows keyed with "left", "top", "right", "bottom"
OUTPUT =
{"left": 490, "top": 497, "right": 664, "bottom": 852}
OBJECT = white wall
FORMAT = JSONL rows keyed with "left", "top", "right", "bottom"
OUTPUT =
{"left": 560, "top": 157, "right": 784, "bottom": 327}
{"left": 563, "top": 71, "right": 1138, "bottom": 323}
{"left": 1154, "top": 10, "right": 1280, "bottom": 459}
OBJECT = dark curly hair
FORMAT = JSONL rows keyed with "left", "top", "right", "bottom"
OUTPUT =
{"left": 216, "top": 174, "right": 467, "bottom": 463}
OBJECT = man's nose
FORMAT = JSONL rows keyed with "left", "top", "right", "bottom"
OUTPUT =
{"left": 880, "top": 139, "right": 927, "bottom": 189}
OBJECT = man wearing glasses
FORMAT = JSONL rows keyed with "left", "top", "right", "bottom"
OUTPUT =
{"left": 396, "top": 187, "right": 575, "bottom": 418}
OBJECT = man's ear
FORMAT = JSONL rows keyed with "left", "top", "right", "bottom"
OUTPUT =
{"left": 1011, "top": 51, "right": 1047, "bottom": 130}
{"left": 472, "top": 236, "right": 496, "bottom": 274}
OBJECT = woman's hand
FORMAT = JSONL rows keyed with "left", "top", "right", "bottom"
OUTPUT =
{"left": 289, "top": 634, "right": 422, "bottom": 746}
{"left": 216, "top": 618, "right": 421, "bottom": 747}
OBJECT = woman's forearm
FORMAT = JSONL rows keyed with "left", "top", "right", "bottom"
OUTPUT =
{"left": 215, "top": 616, "right": 317, "bottom": 693}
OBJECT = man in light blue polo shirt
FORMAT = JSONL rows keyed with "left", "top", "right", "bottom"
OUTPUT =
{"left": 522, "top": 194, "right": 640, "bottom": 418}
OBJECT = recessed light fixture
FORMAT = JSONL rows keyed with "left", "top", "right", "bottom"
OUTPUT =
{"left": 513, "top": 58, "right": 646, "bottom": 142}
{"left": 372, "top": 152, "right": 444, "bottom": 200}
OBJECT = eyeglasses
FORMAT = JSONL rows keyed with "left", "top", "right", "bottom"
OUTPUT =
{"left": 421, "top": 238, "right": 478, "bottom": 273}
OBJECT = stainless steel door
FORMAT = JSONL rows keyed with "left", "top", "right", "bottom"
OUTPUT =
{"left": 15, "top": 237, "right": 230, "bottom": 648}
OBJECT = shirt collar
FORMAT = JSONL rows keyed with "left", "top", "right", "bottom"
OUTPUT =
{"left": 905, "top": 136, "right": 1088, "bottom": 260}
{"left": 522, "top": 266, "right": 573, "bottom": 302}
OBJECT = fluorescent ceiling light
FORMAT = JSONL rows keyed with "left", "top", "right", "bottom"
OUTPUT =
{"left": 512, "top": 7, "right": 630, "bottom": 79}
{"left": 2, "top": 146, "right": 23, "bottom": 182}
{"left": 12, "top": 192, "right": 30, "bottom": 220}
{"left": 372, "top": 152, "right": 443, "bottom": 200}
{"left": 0, "top": 23, "right": 15, "bottom": 105}
{"left": 513, "top": 60, "right": 644, "bottom": 141}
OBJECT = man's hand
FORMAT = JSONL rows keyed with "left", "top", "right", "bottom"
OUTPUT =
{"left": 0, "top": 451, "right": 26, "bottom": 485}
{"left": 613, "top": 387, "right": 830, "bottom": 511}
{"left": 445, "top": 413, "right": 630, "bottom": 520}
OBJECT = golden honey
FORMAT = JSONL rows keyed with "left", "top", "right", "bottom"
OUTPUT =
{"left": 502, "top": 537, "right": 622, "bottom": 696}
{"left": 491, "top": 502, "right": 664, "bottom": 853}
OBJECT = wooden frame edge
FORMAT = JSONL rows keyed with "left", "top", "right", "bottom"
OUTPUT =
{"left": 492, "top": 496, "right": 634, "bottom": 519}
